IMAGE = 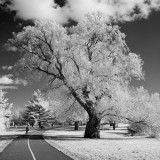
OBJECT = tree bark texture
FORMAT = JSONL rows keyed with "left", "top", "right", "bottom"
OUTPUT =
{"left": 38, "top": 121, "right": 41, "bottom": 128}
{"left": 84, "top": 114, "right": 101, "bottom": 138}
{"left": 113, "top": 121, "right": 116, "bottom": 130}
{"left": 75, "top": 121, "right": 79, "bottom": 130}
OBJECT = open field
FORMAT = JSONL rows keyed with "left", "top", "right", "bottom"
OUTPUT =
{"left": 0, "top": 127, "right": 26, "bottom": 152}
{"left": 43, "top": 124, "right": 160, "bottom": 160}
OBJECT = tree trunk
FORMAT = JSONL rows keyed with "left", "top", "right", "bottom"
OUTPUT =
{"left": 84, "top": 114, "right": 101, "bottom": 138}
{"left": 75, "top": 121, "right": 79, "bottom": 130}
{"left": 113, "top": 121, "right": 116, "bottom": 130}
{"left": 38, "top": 122, "right": 41, "bottom": 128}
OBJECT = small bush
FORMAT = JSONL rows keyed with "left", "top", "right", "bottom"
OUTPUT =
{"left": 127, "top": 123, "right": 149, "bottom": 136}
{"left": 128, "top": 122, "right": 160, "bottom": 138}
{"left": 149, "top": 127, "right": 160, "bottom": 138}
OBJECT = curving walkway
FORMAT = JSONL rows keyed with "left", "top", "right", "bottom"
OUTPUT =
{"left": 0, "top": 131, "right": 73, "bottom": 160}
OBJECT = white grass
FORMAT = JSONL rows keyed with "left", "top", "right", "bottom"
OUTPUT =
{"left": 0, "top": 140, "right": 12, "bottom": 152}
{"left": 43, "top": 124, "right": 160, "bottom": 160}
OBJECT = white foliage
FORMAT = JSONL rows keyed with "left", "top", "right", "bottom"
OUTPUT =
{"left": 31, "top": 89, "right": 49, "bottom": 110}
{"left": 0, "top": 90, "right": 12, "bottom": 132}
{"left": 8, "top": 12, "right": 144, "bottom": 123}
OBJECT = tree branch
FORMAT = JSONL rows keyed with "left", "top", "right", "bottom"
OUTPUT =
{"left": 101, "top": 112, "right": 149, "bottom": 126}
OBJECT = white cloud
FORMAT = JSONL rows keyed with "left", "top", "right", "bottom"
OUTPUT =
{"left": 0, "top": 74, "right": 13, "bottom": 85}
{"left": 0, "top": 85, "right": 18, "bottom": 90}
{"left": 2, "top": 66, "right": 13, "bottom": 71}
{"left": 0, "top": 74, "right": 28, "bottom": 86}
{"left": 63, "top": 0, "right": 113, "bottom": 21}
{"left": 14, "top": 78, "right": 28, "bottom": 86}
{"left": 6, "top": 46, "right": 18, "bottom": 52}
{"left": 64, "top": 0, "right": 160, "bottom": 22}
{"left": 2, "top": 0, "right": 160, "bottom": 23}
{"left": 8, "top": 0, "right": 68, "bottom": 24}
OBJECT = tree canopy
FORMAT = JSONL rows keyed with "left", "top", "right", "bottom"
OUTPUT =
{"left": 8, "top": 12, "right": 144, "bottom": 138}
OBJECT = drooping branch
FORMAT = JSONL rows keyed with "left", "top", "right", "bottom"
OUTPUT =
{"left": 101, "top": 112, "right": 149, "bottom": 127}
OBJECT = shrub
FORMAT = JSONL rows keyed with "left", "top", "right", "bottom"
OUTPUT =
{"left": 127, "top": 122, "right": 150, "bottom": 136}
{"left": 128, "top": 122, "right": 160, "bottom": 138}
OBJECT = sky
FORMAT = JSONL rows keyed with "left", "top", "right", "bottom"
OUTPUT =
{"left": 0, "top": 0, "right": 160, "bottom": 110}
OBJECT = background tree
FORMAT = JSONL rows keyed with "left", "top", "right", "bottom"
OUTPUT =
{"left": 126, "top": 87, "right": 160, "bottom": 137}
{"left": 65, "top": 102, "right": 88, "bottom": 130}
{"left": 8, "top": 12, "right": 144, "bottom": 138}
{"left": 47, "top": 88, "right": 87, "bottom": 128}
{"left": 104, "top": 85, "right": 160, "bottom": 137}
{"left": 0, "top": 90, "right": 12, "bottom": 131}
{"left": 48, "top": 89, "right": 88, "bottom": 130}
{"left": 148, "top": 92, "right": 160, "bottom": 137}
{"left": 4, "top": 103, "right": 12, "bottom": 128}
{"left": 23, "top": 89, "right": 50, "bottom": 128}
{"left": 11, "top": 107, "right": 25, "bottom": 126}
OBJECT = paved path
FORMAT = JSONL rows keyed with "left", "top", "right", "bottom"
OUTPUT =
{"left": 0, "top": 130, "right": 73, "bottom": 160}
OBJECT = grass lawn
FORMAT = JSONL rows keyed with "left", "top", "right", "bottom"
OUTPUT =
{"left": 43, "top": 124, "right": 160, "bottom": 160}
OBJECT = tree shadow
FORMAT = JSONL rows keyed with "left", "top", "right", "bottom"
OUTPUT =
{"left": 51, "top": 126, "right": 85, "bottom": 131}
{"left": 0, "top": 132, "right": 43, "bottom": 141}
{"left": 45, "top": 135, "right": 85, "bottom": 141}
{"left": 102, "top": 130, "right": 130, "bottom": 136}
{"left": 12, "top": 134, "right": 45, "bottom": 141}
{"left": 43, "top": 127, "right": 138, "bottom": 141}
{"left": 0, "top": 135, "right": 18, "bottom": 141}
{"left": 44, "top": 134, "right": 138, "bottom": 141}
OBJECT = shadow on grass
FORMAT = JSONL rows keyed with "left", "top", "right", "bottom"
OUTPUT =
{"left": 102, "top": 130, "right": 130, "bottom": 136}
{"left": 45, "top": 135, "right": 84, "bottom": 141}
{"left": 44, "top": 129, "right": 139, "bottom": 141}
{"left": 44, "top": 126, "right": 144, "bottom": 141}
{"left": 44, "top": 134, "right": 139, "bottom": 141}
{"left": 0, "top": 134, "right": 48, "bottom": 142}
{"left": 0, "top": 134, "right": 47, "bottom": 141}
{"left": 51, "top": 126, "right": 86, "bottom": 131}
{"left": 0, "top": 127, "right": 37, "bottom": 141}
{"left": 0, "top": 134, "right": 20, "bottom": 141}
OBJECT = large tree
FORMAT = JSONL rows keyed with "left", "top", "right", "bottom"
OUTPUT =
{"left": 7, "top": 12, "right": 144, "bottom": 138}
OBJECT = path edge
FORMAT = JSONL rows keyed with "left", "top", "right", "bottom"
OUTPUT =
{"left": 0, "top": 131, "right": 27, "bottom": 153}
{"left": 43, "top": 131, "right": 85, "bottom": 160}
